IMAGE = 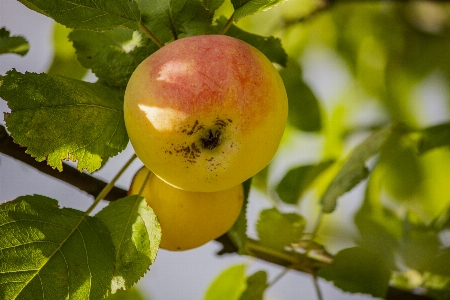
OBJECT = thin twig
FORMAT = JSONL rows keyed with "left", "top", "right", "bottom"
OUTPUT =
{"left": 0, "top": 125, "right": 127, "bottom": 201}
{"left": 247, "top": 239, "right": 299, "bottom": 265}
{"left": 268, "top": 266, "right": 293, "bottom": 288}
{"left": 139, "top": 22, "right": 164, "bottom": 48}
{"left": 313, "top": 274, "right": 324, "bottom": 300}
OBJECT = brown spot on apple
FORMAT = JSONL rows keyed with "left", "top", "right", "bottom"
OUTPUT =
{"left": 201, "top": 129, "right": 221, "bottom": 150}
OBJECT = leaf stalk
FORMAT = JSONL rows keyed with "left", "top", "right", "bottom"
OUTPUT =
{"left": 139, "top": 22, "right": 164, "bottom": 48}
{"left": 85, "top": 153, "right": 137, "bottom": 215}
{"left": 219, "top": 13, "right": 235, "bottom": 35}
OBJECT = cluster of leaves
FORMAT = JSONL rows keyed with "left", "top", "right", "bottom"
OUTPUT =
{"left": 0, "top": 194, "right": 161, "bottom": 299}
{"left": 2, "top": 0, "right": 450, "bottom": 300}
{"left": 273, "top": 122, "right": 450, "bottom": 298}
{"left": 204, "top": 264, "right": 268, "bottom": 300}
{"left": 253, "top": 2, "right": 450, "bottom": 299}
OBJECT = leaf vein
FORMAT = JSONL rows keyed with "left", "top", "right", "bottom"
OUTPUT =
{"left": 10, "top": 214, "right": 88, "bottom": 299}
{"left": 15, "top": 103, "right": 122, "bottom": 113}
{"left": 58, "top": 248, "right": 70, "bottom": 298}
{"left": 0, "top": 240, "right": 61, "bottom": 252}
{"left": 69, "top": 110, "right": 117, "bottom": 154}
{"left": 56, "top": 0, "right": 138, "bottom": 21}
{"left": 82, "top": 218, "right": 111, "bottom": 275}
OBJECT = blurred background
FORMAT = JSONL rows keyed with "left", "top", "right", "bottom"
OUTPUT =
{"left": 2, "top": 0, "right": 450, "bottom": 299}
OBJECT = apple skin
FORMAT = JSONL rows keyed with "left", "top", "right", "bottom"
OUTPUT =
{"left": 129, "top": 167, "right": 244, "bottom": 251}
{"left": 124, "top": 35, "right": 287, "bottom": 192}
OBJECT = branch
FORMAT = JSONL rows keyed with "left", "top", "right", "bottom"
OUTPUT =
{"left": 0, "top": 124, "right": 127, "bottom": 202}
{"left": 0, "top": 124, "right": 437, "bottom": 300}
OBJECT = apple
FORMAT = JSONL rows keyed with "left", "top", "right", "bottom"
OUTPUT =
{"left": 129, "top": 167, "right": 244, "bottom": 251}
{"left": 124, "top": 35, "right": 287, "bottom": 192}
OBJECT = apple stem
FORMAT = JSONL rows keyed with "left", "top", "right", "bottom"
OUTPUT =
{"left": 85, "top": 153, "right": 137, "bottom": 215}
{"left": 219, "top": 13, "right": 235, "bottom": 35}
{"left": 137, "top": 168, "right": 152, "bottom": 197}
{"left": 140, "top": 22, "right": 165, "bottom": 48}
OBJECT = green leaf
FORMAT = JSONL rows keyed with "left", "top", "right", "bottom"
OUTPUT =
{"left": 238, "top": 271, "right": 268, "bottom": 300}
{"left": 256, "top": 208, "right": 305, "bottom": 251}
{"left": 0, "top": 27, "right": 29, "bottom": 56}
{"left": 69, "top": 28, "right": 158, "bottom": 87}
{"left": 399, "top": 213, "right": 441, "bottom": 272}
{"left": 203, "top": 0, "right": 225, "bottom": 14}
{"left": 137, "top": 0, "right": 213, "bottom": 44}
{"left": 47, "top": 23, "right": 88, "bottom": 80}
{"left": 15, "top": 0, "right": 50, "bottom": 17}
{"left": 203, "top": 264, "right": 246, "bottom": 300}
{"left": 276, "top": 160, "right": 334, "bottom": 204}
{"left": 17, "top": 0, "right": 140, "bottom": 31}
{"left": 427, "top": 248, "right": 450, "bottom": 277}
{"left": 417, "top": 122, "right": 450, "bottom": 154}
{"left": 377, "top": 131, "right": 424, "bottom": 200}
{"left": 321, "top": 125, "right": 393, "bottom": 213}
{"left": 105, "top": 287, "right": 146, "bottom": 300}
{"left": 354, "top": 168, "right": 402, "bottom": 270}
{"left": 231, "top": 0, "right": 287, "bottom": 21}
{"left": 279, "top": 59, "right": 321, "bottom": 131}
{"left": 0, "top": 70, "right": 129, "bottom": 172}
{"left": 96, "top": 196, "right": 161, "bottom": 293}
{"left": 0, "top": 195, "right": 115, "bottom": 299}
{"left": 227, "top": 178, "right": 251, "bottom": 253}
{"left": 318, "top": 247, "right": 391, "bottom": 298}
{"left": 432, "top": 205, "right": 450, "bottom": 231}
{"left": 251, "top": 164, "right": 269, "bottom": 192}
{"left": 427, "top": 281, "right": 450, "bottom": 300}
{"left": 213, "top": 17, "right": 287, "bottom": 66}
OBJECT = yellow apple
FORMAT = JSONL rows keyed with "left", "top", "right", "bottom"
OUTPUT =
{"left": 124, "top": 35, "right": 287, "bottom": 192}
{"left": 129, "top": 167, "right": 244, "bottom": 251}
